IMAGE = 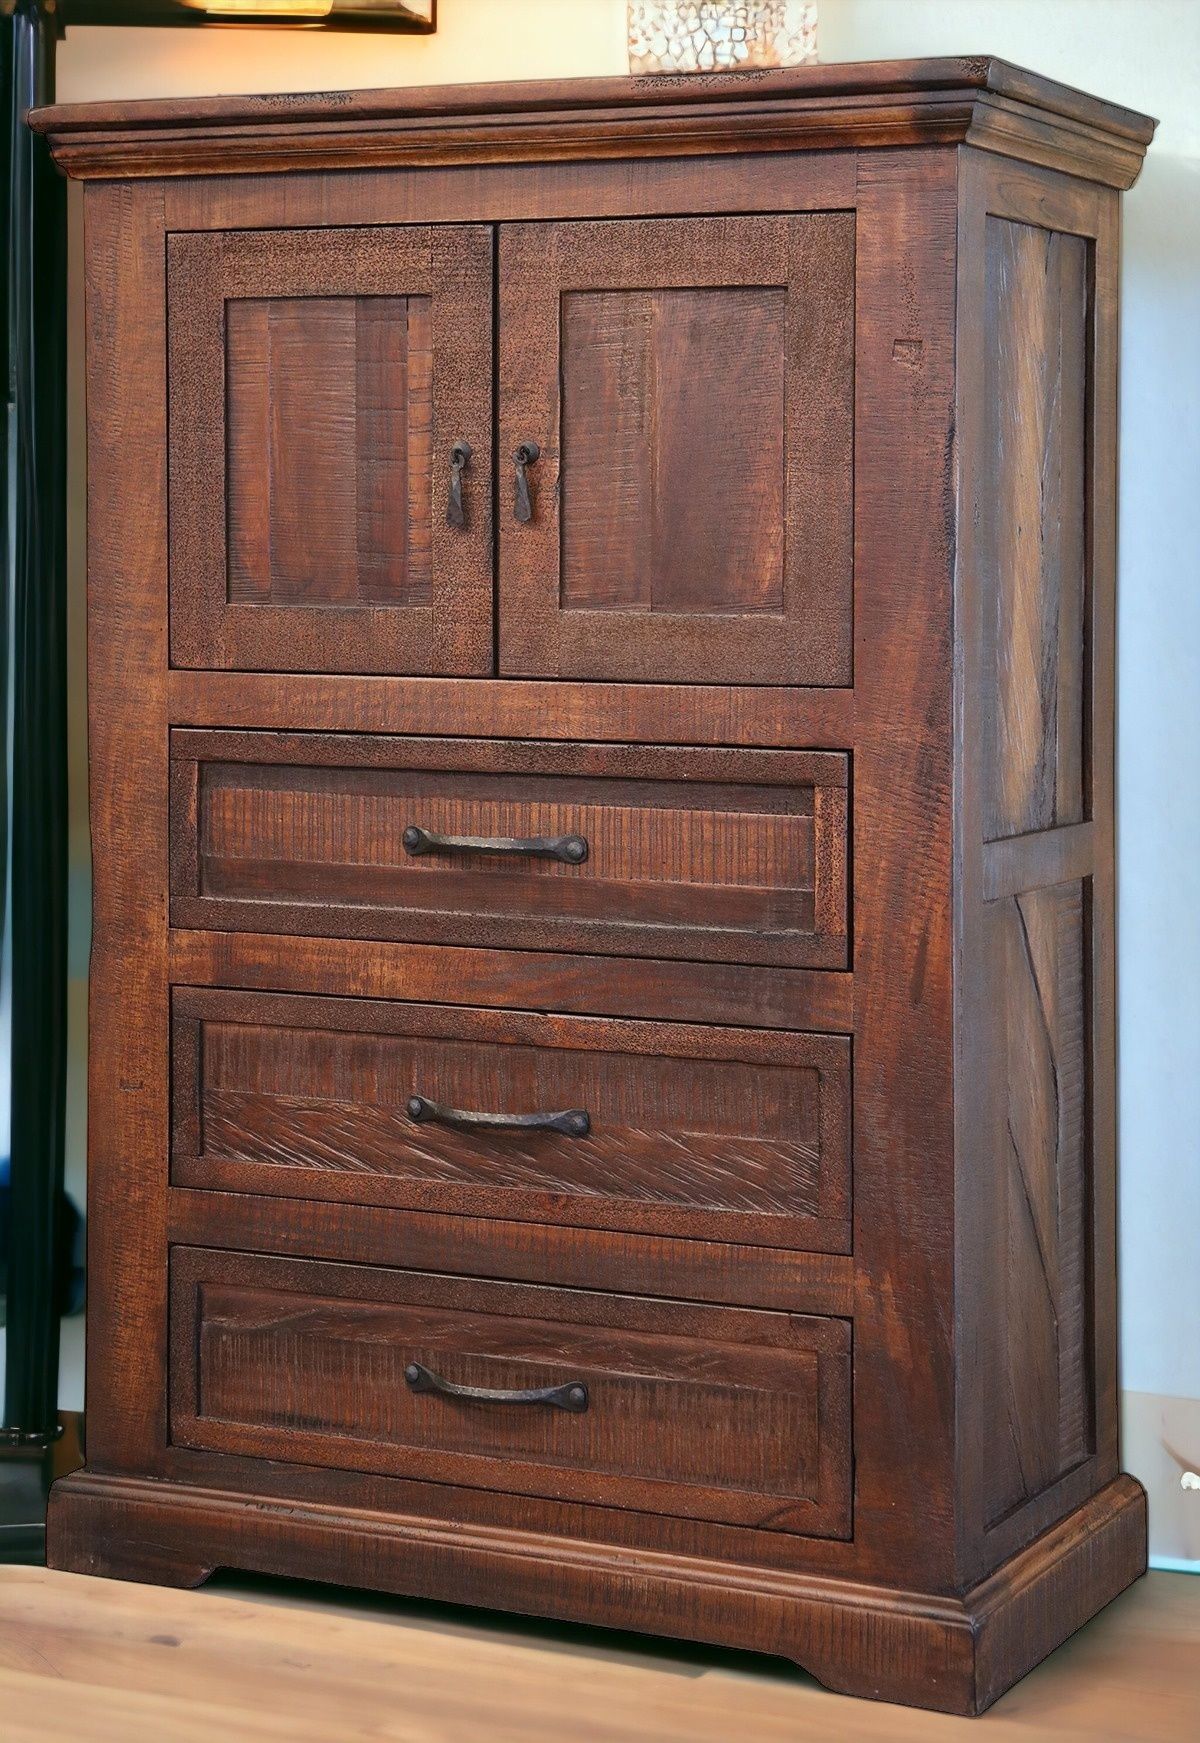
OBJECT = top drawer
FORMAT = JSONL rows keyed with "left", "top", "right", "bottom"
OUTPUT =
{"left": 169, "top": 733, "right": 848, "bottom": 969}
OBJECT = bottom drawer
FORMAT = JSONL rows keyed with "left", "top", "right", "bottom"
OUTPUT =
{"left": 170, "top": 1248, "right": 851, "bottom": 1539}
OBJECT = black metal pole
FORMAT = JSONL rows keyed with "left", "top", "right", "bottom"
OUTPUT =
{"left": 2, "top": 0, "right": 68, "bottom": 1451}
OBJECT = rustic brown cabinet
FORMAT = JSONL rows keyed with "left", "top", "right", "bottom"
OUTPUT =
{"left": 32, "top": 59, "right": 1155, "bottom": 1716}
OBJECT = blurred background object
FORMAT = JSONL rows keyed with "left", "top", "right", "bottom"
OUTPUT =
{"left": 627, "top": 0, "right": 817, "bottom": 71}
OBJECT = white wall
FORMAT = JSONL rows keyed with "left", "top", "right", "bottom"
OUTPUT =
{"left": 52, "top": 0, "right": 1199, "bottom": 1566}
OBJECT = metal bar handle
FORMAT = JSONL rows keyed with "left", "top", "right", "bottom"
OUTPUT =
{"left": 402, "top": 823, "right": 587, "bottom": 865}
{"left": 407, "top": 1094, "right": 590, "bottom": 1138}
{"left": 405, "top": 1362, "right": 589, "bottom": 1414}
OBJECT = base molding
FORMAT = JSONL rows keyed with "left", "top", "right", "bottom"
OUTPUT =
{"left": 46, "top": 1470, "right": 1146, "bottom": 1715}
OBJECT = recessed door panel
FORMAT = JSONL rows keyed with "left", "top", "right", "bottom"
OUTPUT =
{"left": 168, "top": 225, "right": 492, "bottom": 675}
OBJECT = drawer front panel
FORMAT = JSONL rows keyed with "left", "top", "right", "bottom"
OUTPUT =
{"left": 172, "top": 990, "right": 852, "bottom": 1252}
{"left": 170, "top": 733, "right": 848, "bottom": 968}
{"left": 170, "top": 1249, "right": 852, "bottom": 1537}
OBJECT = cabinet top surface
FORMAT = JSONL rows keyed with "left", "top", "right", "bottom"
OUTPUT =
{"left": 29, "top": 56, "right": 1154, "bottom": 188}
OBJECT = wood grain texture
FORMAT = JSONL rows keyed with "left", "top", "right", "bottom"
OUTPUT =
{"left": 169, "top": 1249, "right": 852, "bottom": 1539}
{"left": 560, "top": 285, "right": 785, "bottom": 614}
{"left": 167, "top": 927, "right": 856, "bottom": 1035}
{"left": 166, "top": 1188, "right": 856, "bottom": 1316}
{"left": 5, "top": 1561, "right": 1193, "bottom": 1743}
{"left": 985, "top": 879, "right": 1093, "bottom": 1524}
{"left": 981, "top": 215, "right": 1089, "bottom": 843}
{"left": 156, "top": 150, "right": 859, "bottom": 238}
{"left": 499, "top": 214, "right": 853, "bottom": 684}
{"left": 844, "top": 148, "right": 958, "bottom": 1591}
{"left": 171, "top": 989, "right": 852, "bottom": 1252}
{"left": 169, "top": 732, "right": 849, "bottom": 968}
{"left": 81, "top": 181, "right": 172, "bottom": 1477}
{"left": 41, "top": 1472, "right": 1148, "bottom": 1718}
{"left": 225, "top": 293, "right": 432, "bottom": 608}
{"left": 168, "top": 225, "right": 493, "bottom": 675}
{"left": 55, "top": 71, "right": 1145, "bottom": 1719}
{"left": 167, "top": 668, "right": 858, "bottom": 749}
{"left": 953, "top": 153, "right": 1120, "bottom": 1590}
{"left": 28, "top": 59, "right": 1156, "bottom": 187}
{"left": 990, "top": 878, "right": 1095, "bottom": 1519}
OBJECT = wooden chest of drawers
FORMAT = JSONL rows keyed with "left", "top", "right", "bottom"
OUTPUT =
{"left": 31, "top": 58, "right": 1154, "bottom": 1715}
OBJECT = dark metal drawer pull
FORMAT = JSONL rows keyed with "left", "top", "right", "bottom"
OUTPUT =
{"left": 402, "top": 823, "right": 587, "bottom": 865}
{"left": 512, "top": 439, "right": 540, "bottom": 522}
{"left": 405, "top": 1362, "right": 589, "bottom": 1414}
{"left": 407, "top": 1094, "right": 590, "bottom": 1138}
{"left": 445, "top": 438, "right": 472, "bottom": 528}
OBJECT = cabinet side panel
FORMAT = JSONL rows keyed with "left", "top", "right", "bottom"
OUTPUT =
{"left": 80, "top": 182, "right": 172, "bottom": 1474}
{"left": 981, "top": 217, "right": 1088, "bottom": 842}
{"left": 984, "top": 878, "right": 1094, "bottom": 1525}
{"left": 955, "top": 153, "right": 1122, "bottom": 1587}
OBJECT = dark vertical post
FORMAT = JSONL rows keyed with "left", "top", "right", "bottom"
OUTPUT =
{"left": 2, "top": 0, "right": 68, "bottom": 1450}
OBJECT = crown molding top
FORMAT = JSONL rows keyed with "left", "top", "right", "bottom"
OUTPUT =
{"left": 28, "top": 57, "right": 1156, "bottom": 189}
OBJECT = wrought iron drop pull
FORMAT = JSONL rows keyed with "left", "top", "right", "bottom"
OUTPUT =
{"left": 405, "top": 1362, "right": 589, "bottom": 1414}
{"left": 446, "top": 438, "right": 472, "bottom": 528}
{"left": 402, "top": 824, "right": 587, "bottom": 864}
{"left": 406, "top": 1095, "right": 590, "bottom": 1138}
{"left": 512, "top": 440, "right": 540, "bottom": 523}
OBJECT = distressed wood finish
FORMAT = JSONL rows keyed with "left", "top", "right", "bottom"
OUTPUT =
{"left": 44, "top": 1471, "right": 1148, "bottom": 1719}
{"left": 171, "top": 990, "right": 852, "bottom": 1252}
{"left": 36, "top": 66, "right": 1153, "bottom": 1718}
{"left": 169, "top": 732, "right": 849, "bottom": 967}
{"left": 30, "top": 59, "right": 1155, "bottom": 186}
{"left": 224, "top": 293, "right": 433, "bottom": 609}
{"left": 80, "top": 181, "right": 173, "bottom": 1478}
{"left": 166, "top": 1187, "right": 856, "bottom": 1316}
{"left": 981, "top": 215, "right": 1088, "bottom": 842}
{"left": 169, "top": 1249, "right": 852, "bottom": 1539}
{"left": 955, "top": 152, "right": 1124, "bottom": 1588}
{"left": 499, "top": 215, "right": 853, "bottom": 684}
{"left": 168, "top": 927, "right": 857, "bottom": 1035}
{"left": 985, "top": 879, "right": 1092, "bottom": 1522}
{"left": 169, "top": 225, "right": 493, "bottom": 674}
{"left": 166, "top": 669, "right": 858, "bottom": 748}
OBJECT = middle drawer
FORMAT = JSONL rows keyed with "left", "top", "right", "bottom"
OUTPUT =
{"left": 169, "top": 731, "right": 848, "bottom": 969}
{"left": 172, "top": 990, "right": 852, "bottom": 1253}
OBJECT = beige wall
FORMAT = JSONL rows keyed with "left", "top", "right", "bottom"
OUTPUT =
{"left": 55, "top": 0, "right": 1200, "bottom": 1572}
{"left": 56, "top": 0, "right": 629, "bottom": 100}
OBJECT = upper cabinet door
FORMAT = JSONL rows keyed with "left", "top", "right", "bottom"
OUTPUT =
{"left": 498, "top": 216, "right": 854, "bottom": 686}
{"left": 168, "top": 226, "right": 493, "bottom": 675}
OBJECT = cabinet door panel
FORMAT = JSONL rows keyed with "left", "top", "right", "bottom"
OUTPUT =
{"left": 498, "top": 215, "right": 854, "bottom": 685}
{"left": 168, "top": 225, "right": 492, "bottom": 675}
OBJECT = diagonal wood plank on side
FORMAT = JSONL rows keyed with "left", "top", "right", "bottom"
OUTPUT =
{"left": 987, "top": 877, "right": 1093, "bottom": 1526}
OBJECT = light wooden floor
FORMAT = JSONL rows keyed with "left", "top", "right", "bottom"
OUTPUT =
{"left": 0, "top": 1565, "right": 1196, "bottom": 1741}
